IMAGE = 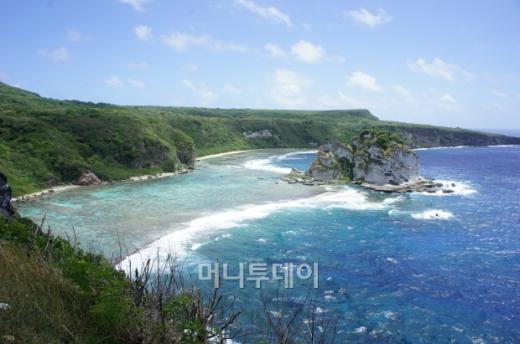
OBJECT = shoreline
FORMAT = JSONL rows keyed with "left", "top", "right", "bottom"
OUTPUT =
{"left": 12, "top": 185, "right": 81, "bottom": 204}
{"left": 12, "top": 150, "right": 259, "bottom": 204}
{"left": 12, "top": 168, "right": 193, "bottom": 204}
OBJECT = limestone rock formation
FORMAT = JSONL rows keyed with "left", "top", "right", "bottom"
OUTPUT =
{"left": 0, "top": 172, "right": 15, "bottom": 217}
{"left": 308, "top": 131, "right": 420, "bottom": 186}
{"left": 76, "top": 172, "right": 102, "bottom": 186}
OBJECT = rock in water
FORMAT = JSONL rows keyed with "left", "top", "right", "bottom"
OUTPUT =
{"left": 0, "top": 172, "right": 15, "bottom": 217}
{"left": 76, "top": 172, "right": 102, "bottom": 186}
{"left": 308, "top": 131, "right": 420, "bottom": 185}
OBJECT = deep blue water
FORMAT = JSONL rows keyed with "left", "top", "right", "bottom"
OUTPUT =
{"left": 189, "top": 146, "right": 520, "bottom": 343}
{"left": 19, "top": 146, "right": 520, "bottom": 343}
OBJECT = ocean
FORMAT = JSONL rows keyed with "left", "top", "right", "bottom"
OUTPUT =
{"left": 18, "top": 146, "right": 520, "bottom": 342}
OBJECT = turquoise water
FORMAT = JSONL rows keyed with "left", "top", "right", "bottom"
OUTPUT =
{"left": 19, "top": 146, "right": 520, "bottom": 342}
{"left": 18, "top": 150, "right": 321, "bottom": 257}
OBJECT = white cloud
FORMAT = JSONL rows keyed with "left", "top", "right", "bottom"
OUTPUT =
{"left": 162, "top": 32, "right": 209, "bottom": 51}
{"left": 183, "top": 63, "right": 199, "bottom": 72}
{"left": 0, "top": 72, "right": 8, "bottom": 82}
{"left": 105, "top": 76, "right": 124, "bottom": 88}
{"left": 66, "top": 29, "right": 90, "bottom": 43}
{"left": 38, "top": 47, "right": 70, "bottom": 62}
{"left": 104, "top": 76, "right": 145, "bottom": 89}
{"left": 492, "top": 90, "right": 508, "bottom": 98}
{"left": 233, "top": 0, "right": 292, "bottom": 27}
{"left": 182, "top": 79, "right": 218, "bottom": 105}
{"left": 127, "top": 78, "right": 145, "bottom": 88}
{"left": 162, "top": 32, "right": 249, "bottom": 53}
{"left": 271, "top": 69, "right": 311, "bottom": 107}
{"left": 264, "top": 43, "right": 287, "bottom": 59}
{"left": 316, "top": 95, "right": 339, "bottom": 108}
{"left": 125, "top": 61, "right": 149, "bottom": 69}
{"left": 213, "top": 40, "right": 249, "bottom": 52}
{"left": 346, "top": 7, "right": 392, "bottom": 28}
{"left": 327, "top": 55, "right": 346, "bottom": 63}
{"left": 118, "top": 0, "right": 150, "bottom": 12}
{"left": 337, "top": 91, "right": 363, "bottom": 108}
{"left": 134, "top": 25, "right": 153, "bottom": 41}
{"left": 436, "top": 92, "right": 461, "bottom": 112}
{"left": 440, "top": 93, "right": 456, "bottom": 103}
{"left": 264, "top": 41, "right": 342, "bottom": 63}
{"left": 223, "top": 84, "right": 243, "bottom": 94}
{"left": 290, "top": 40, "right": 325, "bottom": 63}
{"left": 393, "top": 84, "right": 415, "bottom": 103}
{"left": 347, "top": 71, "right": 381, "bottom": 92}
{"left": 409, "top": 58, "right": 473, "bottom": 81}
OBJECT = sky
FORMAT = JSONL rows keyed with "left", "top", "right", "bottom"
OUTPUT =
{"left": 1, "top": 0, "right": 519, "bottom": 128}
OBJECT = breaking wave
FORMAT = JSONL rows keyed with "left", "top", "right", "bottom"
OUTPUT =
{"left": 411, "top": 209, "right": 454, "bottom": 220}
{"left": 420, "top": 179, "right": 477, "bottom": 196}
{"left": 119, "top": 186, "right": 397, "bottom": 273}
{"left": 243, "top": 150, "right": 317, "bottom": 174}
{"left": 243, "top": 158, "right": 292, "bottom": 174}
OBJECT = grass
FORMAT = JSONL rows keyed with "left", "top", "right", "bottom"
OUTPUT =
{"left": 0, "top": 241, "right": 88, "bottom": 343}
{"left": 0, "top": 215, "right": 241, "bottom": 343}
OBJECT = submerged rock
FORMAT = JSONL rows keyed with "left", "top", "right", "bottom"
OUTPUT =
{"left": 0, "top": 172, "right": 15, "bottom": 217}
{"left": 76, "top": 171, "right": 102, "bottom": 186}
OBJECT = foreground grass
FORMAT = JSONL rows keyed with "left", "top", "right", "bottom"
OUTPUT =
{"left": 0, "top": 241, "right": 88, "bottom": 343}
{"left": 0, "top": 215, "right": 233, "bottom": 343}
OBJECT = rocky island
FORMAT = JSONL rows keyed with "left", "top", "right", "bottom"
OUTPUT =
{"left": 285, "top": 131, "right": 458, "bottom": 193}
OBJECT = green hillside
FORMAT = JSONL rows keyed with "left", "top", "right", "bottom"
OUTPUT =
{"left": 1, "top": 81, "right": 518, "bottom": 196}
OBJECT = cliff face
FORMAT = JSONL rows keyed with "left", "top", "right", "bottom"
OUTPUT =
{"left": 0, "top": 172, "right": 14, "bottom": 217}
{"left": 309, "top": 132, "right": 420, "bottom": 185}
{"left": 379, "top": 125, "right": 520, "bottom": 148}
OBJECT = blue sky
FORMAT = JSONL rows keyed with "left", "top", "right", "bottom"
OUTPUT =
{"left": 1, "top": 0, "right": 519, "bottom": 128}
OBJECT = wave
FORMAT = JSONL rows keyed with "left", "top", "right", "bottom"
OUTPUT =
{"left": 243, "top": 150, "right": 317, "bottom": 174}
{"left": 274, "top": 150, "right": 318, "bottom": 160}
{"left": 243, "top": 158, "right": 292, "bottom": 174}
{"left": 419, "top": 179, "right": 477, "bottom": 196}
{"left": 411, "top": 209, "right": 454, "bottom": 220}
{"left": 119, "top": 186, "right": 396, "bottom": 273}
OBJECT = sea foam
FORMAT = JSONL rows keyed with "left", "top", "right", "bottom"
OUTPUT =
{"left": 243, "top": 158, "right": 292, "bottom": 174}
{"left": 411, "top": 209, "right": 454, "bottom": 220}
{"left": 420, "top": 179, "right": 477, "bottom": 196}
{"left": 119, "top": 186, "right": 396, "bottom": 273}
{"left": 243, "top": 150, "right": 317, "bottom": 174}
{"left": 274, "top": 150, "right": 318, "bottom": 160}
